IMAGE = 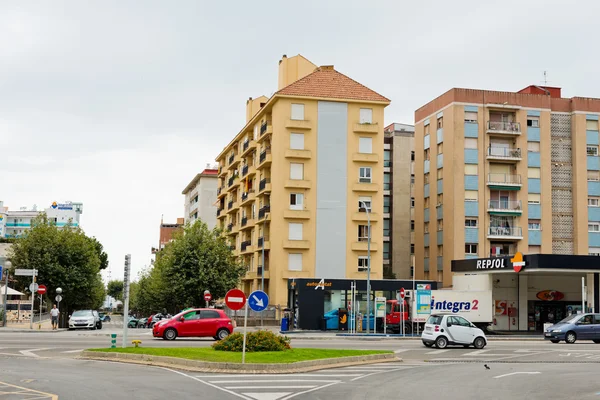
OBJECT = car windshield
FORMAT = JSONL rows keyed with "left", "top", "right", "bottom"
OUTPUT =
{"left": 427, "top": 315, "right": 444, "bottom": 325}
{"left": 72, "top": 311, "right": 92, "bottom": 317}
{"left": 557, "top": 314, "right": 582, "bottom": 324}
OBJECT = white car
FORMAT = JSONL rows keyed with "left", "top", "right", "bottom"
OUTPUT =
{"left": 68, "top": 310, "right": 102, "bottom": 330}
{"left": 421, "top": 313, "right": 487, "bottom": 349}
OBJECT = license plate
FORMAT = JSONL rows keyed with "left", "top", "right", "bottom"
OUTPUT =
{"left": 425, "top": 326, "right": 432, "bottom": 331}
{"left": 545, "top": 333, "right": 551, "bottom": 337}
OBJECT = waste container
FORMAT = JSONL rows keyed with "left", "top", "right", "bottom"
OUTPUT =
{"left": 281, "top": 316, "right": 289, "bottom": 332}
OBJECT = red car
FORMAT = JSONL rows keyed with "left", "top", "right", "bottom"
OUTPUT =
{"left": 153, "top": 308, "right": 234, "bottom": 341}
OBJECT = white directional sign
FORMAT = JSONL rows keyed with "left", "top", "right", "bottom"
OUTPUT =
{"left": 15, "top": 269, "right": 37, "bottom": 277}
{"left": 55, "top": 295, "right": 63, "bottom": 303}
{"left": 29, "top": 283, "right": 39, "bottom": 293}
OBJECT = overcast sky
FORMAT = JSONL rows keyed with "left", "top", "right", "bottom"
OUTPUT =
{"left": 2, "top": 0, "right": 599, "bottom": 283}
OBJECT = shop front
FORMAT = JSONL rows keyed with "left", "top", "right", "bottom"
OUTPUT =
{"left": 452, "top": 254, "right": 600, "bottom": 332}
{"left": 287, "top": 278, "right": 437, "bottom": 331}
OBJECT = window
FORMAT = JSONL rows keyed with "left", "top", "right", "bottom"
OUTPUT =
{"left": 465, "top": 190, "right": 478, "bottom": 201}
{"left": 436, "top": 169, "right": 443, "bottom": 180}
{"left": 589, "top": 197, "right": 600, "bottom": 207}
{"left": 424, "top": 173, "right": 430, "bottom": 184}
{"left": 424, "top": 247, "right": 430, "bottom": 257}
{"left": 588, "top": 146, "right": 599, "bottom": 156}
{"left": 253, "top": 125, "right": 259, "bottom": 140}
{"left": 424, "top": 198, "right": 430, "bottom": 208}
{"left": 587, "top": 120, "right": 599, "bottom": 131}
{"left": 438, "top": 245, "right": 443, "bottom": 256}
{"left": 527, "top": 142, "right": 540, "bottom": 152}
{"left": 290, "top": 163, "right": 304, "bottom": 180}
{"left": 437, "top": 143, "right": 443, "bottom": 154}
{"left": 359, "top": 196, "right": 372, "bottom": 211}
{"left": 465, "top": 244, "right": 478, "bottom": 255}
{"left": 358, "top": 225, "right": 370, "bottom": 241}
{"left": 411, "top": 197, "right": 415, "bottom": 207}
{"left": 288, "top": 253, "right": 302, "bottom": 271}
{"left": 359, "top": 167, "right": 372, "bottom": 183}
{"left": 291, "top": 104, "right": 305, "bottom": 120}
{"left": 589, "top": 247, "right": 600, "bottom": 256}
{"left": 528, "top": 168, "right": 541, "bottom": 178}
{"left": 383, "top": 219, "right": 390, "bottom": 237}
{"left": 527, "top": 116, "right": 540, "bottom": 127}
{"left": 384, "top": 150, "right": 391, "bottom": 167}
{"left": 290, "top": 133, "right": 304, "bottom": 150}
{"left": 588, "top": 170, "right": 600, "bottom": 181}
{"left": 288, "top": 223, "right": 303, "bottom": 240}
{"left": 384, "top": 173, "right": 390, "bottom": 190}
{"left": 437, "top": 219, "right": 443, "bottom": 231}
{"left": 528, "top": 219, "right": 541, "bottom": 230}
{"left": 424, "top": 222, "right": 429, "bottom": 233}
{"left": 290, "top": 193, "right": 304, "bottom": 210}
{"left": 465, "top": 219, "right": 478, "bottom": 227}
{"left": 464, "top": 138, "right": 478, "bottom": 149}
{"left": 528, "top": 193, "right": 541, "bottom": 204}
{"left": 201, "top": 310, "right": 221, "bottom": 319}
{"left": 360, "top": 108, "right": 373, "bottom": 124}
{"left": 464, "top": 164, "right": 478, "bottom": 175}
{"left": 384, "top": 196, "right": 391, "bottom": 213}
{"left": 437, "top": 117, "right": 443, "bottom": 129}
{"left": 383, "top": 242, "right": 390, "bottom": 260}
{"left": 411, "top": 151, "right": 415, "bottom": 161}
{"left": 465, "top": 111, "right": 477, "bottom": 123}
{"left": 424, "top": 149, "right": 430, "bottom": 161}
{"left": 411, "top": 220, "right": 415, "bottom": 231}
{"left": 358, "top": 256, "right": 370, "bottom": 272}
{"left": 411, "top": 175, "right": 415, "bottom": 184}
{"left": 589, "top": 222, "right": 600, "bottom": 232}
{"left": 359, "top": 137, "right": 373, "bottom": 154}
{"left": 410, "top": 244, "right": 415, "bottom": 254}
{"left": 437, "top": 194, "right": 443, "bottom": 205}
{"left": 425, "top": 124, "right": 430, "bottom": 135}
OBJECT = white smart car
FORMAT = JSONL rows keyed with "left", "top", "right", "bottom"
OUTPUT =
{"left": 421, "top": 313, "right": 487, "bottom": 349}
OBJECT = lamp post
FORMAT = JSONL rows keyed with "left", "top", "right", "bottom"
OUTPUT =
{"left": 2, "top": 260, "right": 11, "bottom": 327}
{"left": 359, "top": 201, "right": 371, "bottom": 334}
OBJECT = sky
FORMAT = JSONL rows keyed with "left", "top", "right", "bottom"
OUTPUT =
{"left": 2, "top": 0, "right": 599, "bottom": 283}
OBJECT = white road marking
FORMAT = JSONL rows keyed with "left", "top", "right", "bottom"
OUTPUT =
{"left": 161, "top": 367, "right": 252, "bottom": 400}
{"left": 19, "top": 348, "right": 52, "bottom": 358}
{"left": 226, "top": 386, "right": 316, "bottom": 390}
{"left": 463, "top": 349, "right": 488, "bottom": 356}
{"left": 196, "top": 374, "right": 361, "bottom": 378}
{"left": 426, "top": 349, "right": 449, "bottom": 354}
{"left": 243, "top": 393, "right": 292, "bottom": 400}
{"left": 61, "top": 349, "right": 84, "bottom": 353}
{"left": 394, "top": 349, "right": 410, "bottom": 353}
{"left": 341, "top": 365, "right": 408, "bottom": 370}
{"left": 494, "top": 372, "right": 541, "bottom": 379}
{"left": 279, "top": 382, "right": 339, "bottom": 400}
{"left": 210, "top": 380, "right": 338, "bottom": 384}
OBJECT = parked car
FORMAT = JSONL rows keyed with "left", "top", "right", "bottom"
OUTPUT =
{"left": 544, "top": 313, "right": 600, "bottom": 344}
{"left": 149, "top": 313, "right": 169, "bottom": 328}
{"left": 421, "top": 313, "right": 486, "bottom": 349}
{"left": 153, "top": 308, "right": 233, "bottom": 341}
{"left": 99, "top": 313, "right": 111, "bottom": 322}
{"left": 127, "top": 316, "right": 139, "bottom": 328}
{"left": 137, "top": 318, "right": 148, "bottom": 328}
{"left": 69, "top": 310, "right": 102, "bottom": 330}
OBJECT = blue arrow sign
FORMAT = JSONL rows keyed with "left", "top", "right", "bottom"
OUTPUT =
{"left": 0, "top": 266, "right": 3, "bottom": 278}
{"left": 248, "top": 290, "right": 269, "bottom": 312}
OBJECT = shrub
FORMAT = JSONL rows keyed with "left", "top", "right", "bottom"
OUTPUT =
{"left": 212, "top": 330, "right": 291, "bottom": 352}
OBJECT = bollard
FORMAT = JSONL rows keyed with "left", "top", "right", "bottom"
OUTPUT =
{"left": 111, "top": 333, "right": 117, "bottom": 348}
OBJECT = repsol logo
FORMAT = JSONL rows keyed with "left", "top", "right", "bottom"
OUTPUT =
{"left": 476, "top": 258, "right": 506, "bottom": 269}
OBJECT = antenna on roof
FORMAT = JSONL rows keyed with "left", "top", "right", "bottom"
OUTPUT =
{"left": 543, "top": 71, "right": 548, "bottom": 85}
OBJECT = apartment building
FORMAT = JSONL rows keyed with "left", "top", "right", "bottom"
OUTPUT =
{"left": 182, "top": 166, "right": 218, "bottom": 228}
{"left": 215, "top": 55, "right": 390, "bottom": 307}
{"left": 414, "top": 85, "right": 600, "bottom": 287}
{"left": 383, "top": 123, "right": 415, "bottom": 279}
{"left": 0, "top": 201, "right": 83, "bottom": 238}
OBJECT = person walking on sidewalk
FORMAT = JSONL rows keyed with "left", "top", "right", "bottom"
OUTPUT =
{"left": 50, "top": 304, "right": 60, "bottom": 330}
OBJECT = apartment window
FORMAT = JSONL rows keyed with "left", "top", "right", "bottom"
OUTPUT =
{"left": 384, "top": 150, "right": 391, "bottom": 167}
{"left": 590, "top": 222, "right": 600, "bottom": 233}
{"left": 424, "top": 247, "right": 430, "bottom": 257}
{"left": 289, "top": 223, "right": 303, "bottom": 240}
{"left": 587, "top": 120, "right": 599, "bottom": 131}
{"left": 437, "top": 219, "right": 443, "bottom": 231}
{"left": 424, "top": 173, "right": 430, "bottom": 184}
{"left": 359, "top": 137, "right": 373, "bottom": 154}
{"left": 358, "top": 225, "right": 370, "bottom": 241}
{"left": 383, "top": 242, "right": 390, "bottom": 260}
{"left": 424, "top": 149, "right": 430, "bottom": 161}
{"left": 589, "top": 247, "right": 600, "bottom": 256}
{"left": 360, "top": 108, "right": 373, "bottom": 124}
{"left": 465, "top": 164, "right": 478, "bottom": 175}
{"left": 411, "top": 151, "right": 415, "bottom": 161}
{"left": 358, "top": 256, "right": 370, "bottom": 272}
{"left": 384, "top": 173, "right": 390, "bottom": 190}
{"left": 527, "top": 142, "right": 540, "bottom": 152}
{"left": 528, "top": 168, "right": 541, "bottom": 178}
{"left": 436, "top": 169, "right": 443, "bottom": 180}
{"left": 590, "top": 197, "right": 600, "bottom": 207}
{"left": 437, "top": 143, "right": 443, "bottom": 154}
{"left": 464, "top": 138, "right": 478, "bottom": 149}
{"left": 383, "top": 219, "right": 390, "bottom": 237}
{"left": 288, "top": 253, "right": 302, "bottom": 271}
{"left": 290, "top": 133, "right": 304, "bottom": 150}
{"left": 528, "top": 219, "right": 541, "bottom": 230}
{"left": 291, "top": 104, "right": 305, "bottom": 120}
{"left": 465, "top": 111, "right": 478, "bottom": 123}
{"left": 465, "top": 218, "right": 478, "bottom": 227}
{"left": 384, "top": 196, "right": 391, "bottom": 213}
{"left": 290, "top": 163, "right": 304, "bottom": 180}
{"left": 424, "top": 197, "right": 430, "bottom": 208}
{"left": 425, "top": 124, "right": 430, "bottom": 135}
{"left": 424, "top": 222, "right": 430, "bottom": 234}
{"left": 358, "top": 167, "right": 372, "bottom": 183}
{"left": 588, "top": 170, "right": 600, "bottom": 181}
{"left": 290, "top": 193, "right": 304, "bottom": 210}
{"left": 437, "top": 117, "right": 443, "bottom": 129}
{"left": 411, "top": 175, "right": 415, "bottom": 184}
{"left": 465, "top": 244, "right": 478, "bottom": 255}
{"left": 588, "top": 146, "right": 599, "bottom": 156}
{"left": 411, "top": 197, "right": 415, "bottom": 207}
{"left": 410, "top": 244, "right": 415, "bottom": 254}
{"left": 359, "top": 196, "right": 372, "bottom": 211}
{"left": 465, "top": 190, "right": 478, "bottom": 201}
{"left": 438, "top": 245, "right": 443, "bottom": 256}
{"left": 528, "top": 193, "right": 541, "bottom": 204}
{"left": 411, "top": 220, "right": 415, "bottom": 231}
{"left": 527, "top": 116, "right": 540, "bottom": 127}
{"left": 437, "top": 194, "right": 443, "bottom": 205}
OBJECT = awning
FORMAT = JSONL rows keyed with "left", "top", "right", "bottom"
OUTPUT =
{"left": 0, "top": 285, "right": 26, "bottom": 296}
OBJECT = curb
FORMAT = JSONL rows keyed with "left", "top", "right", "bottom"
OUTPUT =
{"left": 79, "top": 351, "right": 400, "bottom": 374}
{"left": 284, "top": 335, "right": 544, "bottom": 341}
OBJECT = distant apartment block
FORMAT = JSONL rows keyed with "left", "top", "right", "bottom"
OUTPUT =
{"left": 182, "top": 166, "right": 218, "bottom": 228}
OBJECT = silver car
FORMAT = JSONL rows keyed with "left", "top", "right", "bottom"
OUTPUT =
{"left": 69, "top": 310, "right": 102, "bottom": 330}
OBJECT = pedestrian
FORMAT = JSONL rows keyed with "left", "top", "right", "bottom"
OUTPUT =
{"left": 50, "top": 304, "right": 60, "bottom": 330}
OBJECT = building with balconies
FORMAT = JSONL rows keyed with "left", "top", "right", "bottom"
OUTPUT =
{"left": 214, "top": 54, "right": 390, "bottom": 308}
{"left": 0, "top": 200, "right": 83, "bottom": 239}
{"left": 182, "top": 166, "right": 218, "bottom": 227}
{"left": 414, "top": 85, "right": 600, "bottom": 287}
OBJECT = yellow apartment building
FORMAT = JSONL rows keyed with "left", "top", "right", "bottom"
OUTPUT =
{"left": 215, "top": 55, "right": 390, "bottom": 308}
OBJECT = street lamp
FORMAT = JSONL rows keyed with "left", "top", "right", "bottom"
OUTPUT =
{"left": 2, "top": 260, "right": 11, "bottom": 327}
{"left": 359, "top": 201, "right": 371, "bottom": 334}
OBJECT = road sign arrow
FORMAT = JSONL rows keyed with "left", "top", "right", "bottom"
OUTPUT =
{"left": 252, "top": 295, "right": 264, "bottom": 308}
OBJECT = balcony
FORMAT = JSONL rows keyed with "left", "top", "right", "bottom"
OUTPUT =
{"left": 241, "top": 240, "right": 252, "bottom": 252}
{"left": 352, "top": 182, "right": 379, "bottom": 192}
{"left": 260, "top": 121, "right": 271, "bottom": 136}
{"left": 352, "top": 211, "right": 380, "bottom": 222}
{"left": 218, "top": 166, "right": 227, "bottom": 177}
{"left": 240, "top": 190, "right": 255, "bottom": 206}
{"left": 228, "top": 201, "right": 233, "bottom": 210}
{"left": 258, "top": 149, "right": 272, "bottom": 169}
{"left": 285, "top": 149, "right": 312, "bottom": 159}
{"left": 283, "top": 240, "right": 310, "bottom": 249}
{"left": 486, "top": 147, "right": 522, "bottom": 162}
{"left": 284, "top": 209, "right": 311, "bottom": 219}
{"left": 240, "top": 217, "right": 254, "bottom": 230}
{"left": 486, "top": 174, "right": 522, "bottom": 189}
{"left": 352, "top": 153, "right": 379, "bottom": 163}
{"left": 351, "top": 241, "right": 379, "bottom": 252}
{"left": 285, "top": 119, "right": 311, "bottom": 130}
{"left": 217, "top": 207, "right": 226, "bottom": 219}
{"left": 228, "top": 154, "right": 241, "bottom": 169}
{"left": 284, "top": 179, "right": 311, "bottom": 189}
{"left": 227, "top": 223, "right": 233, "bottom": 232}
{"left": 487, "top": 200, "right": 523, "bottom": 215}
{"left": 217, "top": 208, "right": 223, "bottom": 217}
{"left": 241, "top": 217, "right": 248, "bottom": 227}
{"left": 228, "top": 154, "right": 235, "bottom": 165}
{"left": 353, "top": 122, "right": 379, "bottom": 134}
{"left": 487, "top": 226, "right": 523, "bottom": 240}
{"left": 258, "top": 205, "right": 271, "bottom": 220}
{"left": 258, "top": 178, "right": 271, "bottom": 194}
{"left": 487, "top": 121, "right": 521, "bottom": 136}
{"left": 242, "top": 164, "right": 249, "bottom": 177}
{"left": 256, "top": 236, "right": 270, "bottom": 250}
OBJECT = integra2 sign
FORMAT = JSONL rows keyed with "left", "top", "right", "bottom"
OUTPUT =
{"left": 476, "top": 258, "right": 507, "bottom": 269}
{"left": 431, "top": 297, "right": 479, "bottom": 313}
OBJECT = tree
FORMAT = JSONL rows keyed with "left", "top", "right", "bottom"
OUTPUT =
{"left": 107, "top": 280, "right": 124, "bottom": 301}
{"left": 135, "top": 221, "right": 245, "bottom": 314}
{"left": 90, "top": 237, "right": 109, "bottom": 270}
{"left": 9, "top": 213, "right": 106, "bottom": 312}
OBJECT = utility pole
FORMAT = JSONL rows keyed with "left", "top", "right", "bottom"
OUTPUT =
{"left": 2, "top": 261, "right": 10, "bottom": 327}
{"left": 122, "top": 254, "right": 131, "bottom": 348}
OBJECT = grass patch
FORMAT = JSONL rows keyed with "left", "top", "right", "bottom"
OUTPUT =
{"left": 88, "top": 347, "right": 391, "bottom": 364}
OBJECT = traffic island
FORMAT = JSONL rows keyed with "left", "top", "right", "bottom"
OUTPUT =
{"left": 81, "top": 348, "right": 399, "bottom": 374}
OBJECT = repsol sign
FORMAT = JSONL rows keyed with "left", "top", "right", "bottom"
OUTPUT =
{"left": 476, "top": 258, "right": 507, "bottom": 269}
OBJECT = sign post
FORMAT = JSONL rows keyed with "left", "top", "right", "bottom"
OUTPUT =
{"left": 375, "top": 297, "right": 386, "bottom": 334}
{"left": 204, "top": 290, "right": 212, "bottom": 308}
{"left": 399, "top": 288, "right": 406, "bottom": 336}
{"left": 55, "top": 287, "right": 62, "bottom": 328}
{"left": 37, "top": 285, "right": 46, "bottom": 328}
{"left": 122, "top": 254, "right": 131, "bottom": 348}
{"left": 225, "top": 289, "right": 247, "bottom": 362}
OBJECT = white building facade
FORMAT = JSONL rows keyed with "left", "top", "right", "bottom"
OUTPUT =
{"left": 182, "top": 168, "right": 218, "bottom": 228}
{"left": 0, "top": 201, "right": 83, "bottom": 238}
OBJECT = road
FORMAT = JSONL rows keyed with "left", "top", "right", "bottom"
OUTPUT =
{"left": 3, "top": 325, "right": 600, "bottom": 399}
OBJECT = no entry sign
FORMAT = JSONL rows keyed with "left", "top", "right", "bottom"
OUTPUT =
{"left": 225, "top": 289, "right": 246, "bottom": 311}
{"left": 204, "top": 293, "right": 212, "bottom": 302}
{"left": 37, "top": 285, "right": 47, "bottom": 295}
{"left": 399, "top": 287, "right": 405, "bottom": 300}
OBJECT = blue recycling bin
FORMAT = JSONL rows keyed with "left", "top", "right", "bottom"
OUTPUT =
{"left": 281, "top": 317, "right": 289, "bottom": 332}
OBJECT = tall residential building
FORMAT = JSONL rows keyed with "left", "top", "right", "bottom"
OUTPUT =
{"left": 0, "top": 201, "right": 83, "bottom": 238}
{"left": 182, "top": 166, "right": 218, "bottom": 228}
{"left": 215, "top": 54, "right": 390, "bottom": 307}
{"left": 383, "top": 123, "right": 415, "bottom": 279}
{"left": 157, "top": 217, "right": 184, "bottom": 251}
{"left": 414, "top": 85, "right": 600, "bottom": 287}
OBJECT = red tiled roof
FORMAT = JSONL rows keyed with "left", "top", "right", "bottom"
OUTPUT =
{"left": 276, "top": 66, "right": 390, "bottom": 103}
{"left": 200, "top": 169, "right": 218, "bottom": 175}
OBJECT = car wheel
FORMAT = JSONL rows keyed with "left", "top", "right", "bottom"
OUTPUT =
{"left": 435, "top": 336, "right": 448, "bottom": 349}
{"left": 551, "top": 340, "right": 560, "bottom": 344}
{"left": 403, "top": 323, "right": 413, "bottom": 335}
{"left": 216, "top": 328, "right": 230, "bottom": 341}
{"left": 565, "top": 331, "right": 577, "bottom": 344}
{"left": 473, "top": 337, "right": 486, "bottom": 349}
{"left": 163, "top": 328, "right": 177, "bottom": 341}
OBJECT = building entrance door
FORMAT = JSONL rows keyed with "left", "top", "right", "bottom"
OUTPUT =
{"left": 533, "top": 302, "right": 567, "bottom": 331}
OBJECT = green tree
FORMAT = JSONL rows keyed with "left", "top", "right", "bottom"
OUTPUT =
{"left": 107, "top": 280, "right": 124, "bottom": 301}
{"left": 90, "top": 237, "right": 109, "bottom": 270}
{"left": 136, "top": 221, "right": 245, "bottom": 314}
{"left": 8, "top": 213, "right": 106, "bottom": 312}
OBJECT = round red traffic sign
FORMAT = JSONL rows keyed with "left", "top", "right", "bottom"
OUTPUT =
{"left": 204, "top": 293, "right": 212, "bottom": 302}
{"left": 225, "top": 289, "right": 246, "bottom": 311}
{"left": 399, "top": 287, "right": 405, "bottom": 300}
{"left": 37, "top": 285, "right": 47, "bottom": 295}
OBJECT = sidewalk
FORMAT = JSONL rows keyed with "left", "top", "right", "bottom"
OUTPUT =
{"left": 0, "top": 318, "right": 62, "bottom": 332}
